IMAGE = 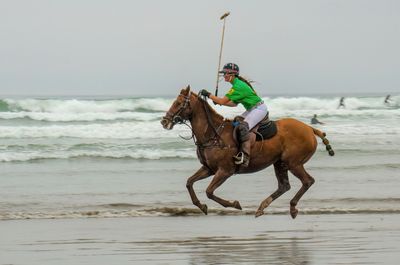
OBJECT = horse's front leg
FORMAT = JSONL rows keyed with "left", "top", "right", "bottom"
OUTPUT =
{"left": 205, "top": 168, "right": 242, "bottom": 210}
{"left": 186, "top": 166, "right": 212, "bottom": 215}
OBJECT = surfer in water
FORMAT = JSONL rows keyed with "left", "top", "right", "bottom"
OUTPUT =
{"left": 338, "top": 97, "right": 345, "bottom": 109}
{"left": 311, "top": 114, "right": 325, "bottom": 125}
{"left": 384, "top": 95, "right": 391, "bottom": 105}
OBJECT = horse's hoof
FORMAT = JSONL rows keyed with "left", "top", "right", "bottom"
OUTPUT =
{"left": 200, "top": 204, "right": 208, "bottom": 215}
{"left": 290, "top": 208, "right": 298, "bottom": 219}
{"left": 233, "top": 200, "right": 242, "bottom": 210}
{"left": 255, "top": 210, "right": 264, "bottom": 218}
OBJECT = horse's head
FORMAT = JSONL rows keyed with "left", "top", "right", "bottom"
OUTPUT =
{"left": 161, "top": 85, "right": 194, "bottom": 130}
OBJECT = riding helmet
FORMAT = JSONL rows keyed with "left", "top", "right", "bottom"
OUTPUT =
{"left": 219, "top": 63, "right": 239, "bottom": 75}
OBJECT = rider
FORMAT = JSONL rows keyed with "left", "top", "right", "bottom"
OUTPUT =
{"left": 199, "top": 63, "right": 268, "bottom": 167}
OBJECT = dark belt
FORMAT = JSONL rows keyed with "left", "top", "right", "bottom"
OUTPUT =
{"left": 249, "top": 101, "right": 264, "bottom": 110}
{"left": 255, "top": 100, "right": 264, "bottom": 107}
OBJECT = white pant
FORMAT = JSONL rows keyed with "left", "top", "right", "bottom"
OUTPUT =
{"left": 241, "top": 103, "right": 268, "bottom": 130}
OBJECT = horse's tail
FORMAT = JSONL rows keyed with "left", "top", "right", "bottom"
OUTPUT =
{"left": 312, "top": 127, "right": 335, "bottom": 156}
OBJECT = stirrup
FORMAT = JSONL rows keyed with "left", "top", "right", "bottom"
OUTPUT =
{"left": 233, "top": 152, "right": 245, "bottom": 165}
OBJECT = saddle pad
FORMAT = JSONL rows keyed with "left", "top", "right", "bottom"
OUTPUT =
{"left": 255, "top": 120, "right": 277, "bottom": 141}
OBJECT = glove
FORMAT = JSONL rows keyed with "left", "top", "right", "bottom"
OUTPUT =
{"left": 199, "top": 89, "right": 211, "bottom": 98}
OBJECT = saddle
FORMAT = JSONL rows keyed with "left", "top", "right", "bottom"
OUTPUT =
{"left": 253, "top": 116, "right": 277, "bottom": 141}
{"left": 233, "top": 114, "right": 277, "bottom": 142}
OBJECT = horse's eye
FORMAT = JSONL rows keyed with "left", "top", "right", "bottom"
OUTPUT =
{"left": 173, "top": 116, "right": 183, "bottom": 124}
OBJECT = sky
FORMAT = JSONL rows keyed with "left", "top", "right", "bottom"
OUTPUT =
{"left": 1, "top": 0, "right": 399, "bottom": 97}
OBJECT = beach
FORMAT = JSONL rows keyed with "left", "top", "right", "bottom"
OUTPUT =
{"left": 1, "top": 214, "right": 400, "bottom": 265}
{"left": 1, "top": 94, "right": 399, "bottom": 264}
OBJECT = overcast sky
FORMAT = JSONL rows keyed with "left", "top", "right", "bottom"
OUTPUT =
{"left": 1, "top": 0, "right": 399, "bottom": 97}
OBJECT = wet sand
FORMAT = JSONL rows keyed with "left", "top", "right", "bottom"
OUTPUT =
{"left": 1, "top": 214, "right": 399, "bottom": 265}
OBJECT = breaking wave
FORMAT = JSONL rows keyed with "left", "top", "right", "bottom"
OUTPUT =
{"left": 1, "top": 95, "right": 399, "bottom": 122}
{"left": 1, "top": 95, "right": 399, "bottom": 163}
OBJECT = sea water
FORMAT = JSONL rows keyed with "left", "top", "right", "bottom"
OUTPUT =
{"left": 0, "top": 94, "right": 399, "bottom": 220}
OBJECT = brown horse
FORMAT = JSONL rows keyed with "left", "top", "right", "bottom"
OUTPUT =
{"left": 161, "top": 86, "right": 334, "bottom": 218}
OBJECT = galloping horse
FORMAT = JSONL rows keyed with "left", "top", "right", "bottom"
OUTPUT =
{"left": 161, "top": 86, "right": 334, "bottom": 218}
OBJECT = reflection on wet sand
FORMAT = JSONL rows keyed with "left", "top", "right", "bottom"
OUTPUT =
{"left": 187, "top": 236, "right": 310, "bottom": 265}
{"left": 129, "top": 235, "right": 310, "bottom": 265}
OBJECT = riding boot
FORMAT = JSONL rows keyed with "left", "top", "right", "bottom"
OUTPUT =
{"left": 234, "top": 121, "right": 251, "bottom": 167}
{"left": 234, "top": 139, "right": 251, "bottom": 167}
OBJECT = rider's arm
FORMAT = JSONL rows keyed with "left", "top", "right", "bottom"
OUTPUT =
{"left": 209, "top": 95, "right": 237, "bottom": 107}
{"left": 224, "top": 101, "right": 237, "bottom": 107}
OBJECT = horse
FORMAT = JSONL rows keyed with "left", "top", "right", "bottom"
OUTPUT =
{"left": 161, "top": 86, "right": 334, "bottom": 218}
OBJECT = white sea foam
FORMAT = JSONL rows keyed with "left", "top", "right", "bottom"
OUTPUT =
{"left": 0, "top": 148, "right": 196, "bottom": 162}
{"left": 1, "top": 98, "right": 173, "bottom": 122}
{"left": 4, "top": 98, "right": 172, "bottom": 113}
{"left": 0, "top": 121, "right": 188, "bottom": 139}
{"left": 1, "top": 206, "right": 400, "bottom": 220}
{"left": 0, "top": 111, "right": 161, "bottom": 122}
{"left": 192, "top": 96, "right": 400, "bottom": 122}
{"left": 1, "top": 96, "right": 399, "bottom": 122}
{"left": 0, "top": 95, "right": 399, "bottom": 162}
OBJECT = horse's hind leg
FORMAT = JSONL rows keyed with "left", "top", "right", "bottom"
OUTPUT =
{"left": 255, "top": 160, "right": 290, "bottom": 217}
{"left": 288, "top": 165, "right": 315, "bottom": 219}
{"left": 186, "top": 166, "right": 212, "bottom": 215}
{"left": 205, "top": 169, "right": 242, "bottom": 210}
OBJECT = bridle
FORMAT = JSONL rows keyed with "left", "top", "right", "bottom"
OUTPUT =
{"left": 163, "top": 91, "right": 228, "bottom": 149}
{"left": 164, "top": 93, "right": 191, "bottom": 125}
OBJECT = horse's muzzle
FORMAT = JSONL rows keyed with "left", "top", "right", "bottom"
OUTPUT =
{"left": 161, "top": 117, "right": 173, "bottom": 130}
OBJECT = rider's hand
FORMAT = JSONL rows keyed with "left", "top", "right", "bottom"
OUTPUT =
{"left": 199, "top": 89, "right": 211, "bottom": 98}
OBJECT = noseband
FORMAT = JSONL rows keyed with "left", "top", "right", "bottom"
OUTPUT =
{"left": 165, "top": 93, "right": 191, "bottom": 125}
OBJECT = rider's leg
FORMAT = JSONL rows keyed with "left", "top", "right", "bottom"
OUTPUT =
{"left": 234, "top": 104, "right": 268, "bottom": 167}
{"left": 244, "top": 104, "right": 268, "bottom": 129}
{"left": 234, "top": 121, "right": 251, "bottom": 166}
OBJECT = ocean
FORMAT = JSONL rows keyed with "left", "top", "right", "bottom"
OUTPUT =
{"left": 1, "top": 94, "right": 399, "bottom": 264}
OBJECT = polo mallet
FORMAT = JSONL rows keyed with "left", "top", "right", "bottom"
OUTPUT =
{"left": 215, "top": 12, "right": 230, "bottom": 97}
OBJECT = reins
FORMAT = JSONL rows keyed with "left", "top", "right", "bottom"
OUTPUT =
{"left": 196, "top": 95, "right": 227, "bottom": 149}
{"left": 165, "top": 92, "right": 227, "bottom": 149}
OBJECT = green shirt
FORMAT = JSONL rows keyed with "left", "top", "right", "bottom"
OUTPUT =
{"left": 225, "top": 77, "right": 262, "bottom": 110}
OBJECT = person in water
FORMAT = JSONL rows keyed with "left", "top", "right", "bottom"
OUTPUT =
{"left": 384, "top": 95, "right": 391, "bottom": 105}
{"left": 338, "top": 97, "right": 345, "bottom": 109}
{"left": 311, "top": 114, "right": 324, "bottom": 125}
{"left": 199, "top": 63, "right": 268, "bottom": 167}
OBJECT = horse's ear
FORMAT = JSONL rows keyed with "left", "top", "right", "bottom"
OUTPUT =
{"left": 180, "top": 85, "right": 190, "bottom": 96}
{"left": 185, "top": 85, "right": 190, "bottom": 94}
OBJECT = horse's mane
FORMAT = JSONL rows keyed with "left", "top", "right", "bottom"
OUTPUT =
{"left": 190, "top": 92, "right": 229, "bottom": 122}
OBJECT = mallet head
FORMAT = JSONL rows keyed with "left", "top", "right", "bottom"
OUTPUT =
{"left": 220, "top": 12, "right": 230, "bottom": 20}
